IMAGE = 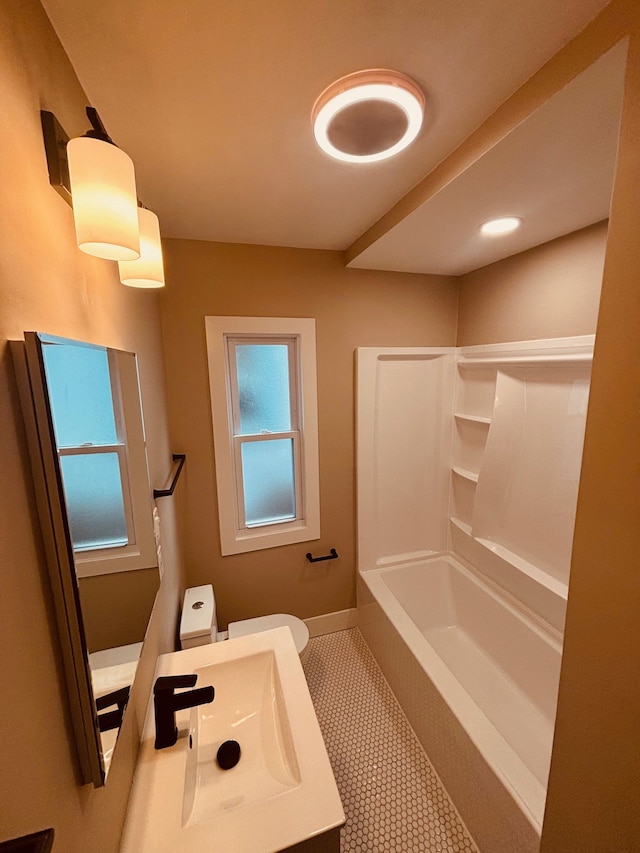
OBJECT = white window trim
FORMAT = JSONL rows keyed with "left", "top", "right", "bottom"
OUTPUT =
{"left": 205, "top": 316, "right": 320, "bottom": 555}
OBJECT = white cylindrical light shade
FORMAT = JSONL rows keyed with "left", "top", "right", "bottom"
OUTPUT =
{"left": 118, "top": 208, "right": 165, "bottom": 288}
{"left": 67, "top": 136, "right": 140, "bottom": 261}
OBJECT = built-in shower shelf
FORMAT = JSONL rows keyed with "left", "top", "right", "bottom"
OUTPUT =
{"left": 474, "top": 536, "right": 569, "bottom": 601}
{"left": 449, "top": 516, "right": 472, "bottom": 536}
{"left": 449, "top": 516, "right": 568, "bottom": 634}
{"left": 454, "top": 413, "right": 491, "bottom": 425}
{"left": 451, "top": 466, "right": 479, "bottom": 483}
{"left": 457, "top": 354, "right": 593, "bottom": 367}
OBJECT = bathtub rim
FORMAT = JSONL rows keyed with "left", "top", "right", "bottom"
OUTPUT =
{"left": 358, "top": 552, "right": 561, "bottom": 833}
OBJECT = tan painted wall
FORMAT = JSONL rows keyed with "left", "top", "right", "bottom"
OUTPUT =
{"left": 541, "top": 14, "right": 640, "bottom": 852}
{"left": 78, "top": 568, "right": 159, "bottom": 652}
{"left": 0, "top": 2, "right": 185, "bottom": 850}
{"left": 160, "top": 239, "right": 457, "bottom": 628}
{"left": 435, "top": 0, "right": 640, "bottom": 845}
{"left": 457, "top": 221, "right": 608, "bottom": 345}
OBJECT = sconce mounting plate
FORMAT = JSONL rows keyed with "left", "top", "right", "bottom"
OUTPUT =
{"left": 41, "top": 110, "right": 71, "bottom": 205}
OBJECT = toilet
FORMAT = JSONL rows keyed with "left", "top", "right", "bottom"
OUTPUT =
{"left": 179, "top": 585, "right": 311, "bottom": 663}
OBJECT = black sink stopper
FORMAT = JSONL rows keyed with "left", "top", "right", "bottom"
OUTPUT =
{"left": 216, "top": 739, "right": 241, "bottom": 770}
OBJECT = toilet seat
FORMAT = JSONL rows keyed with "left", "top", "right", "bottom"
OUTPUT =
{"left": 228, "top": 613, "right": 310, "bottom": 657}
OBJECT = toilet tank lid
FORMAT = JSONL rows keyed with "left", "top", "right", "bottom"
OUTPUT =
{"left": 180, "top": 585, "right": 215, "bottom": 640}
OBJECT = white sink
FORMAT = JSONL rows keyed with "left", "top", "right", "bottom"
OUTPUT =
{"left": 182, "top": 650, "right": 300, "bottom": 826}
{"left": 120, "top": 627, "right": 344, "bottom": 853}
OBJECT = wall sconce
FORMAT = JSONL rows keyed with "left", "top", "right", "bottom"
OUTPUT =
{"left": 118, "top": 207, "right": 165, "bottom": 288}
{"left": 66, "top": 109, "right": 139, "bottom": 261}
{"left": 41, "top": 107, "right": 165, "bottom": 287}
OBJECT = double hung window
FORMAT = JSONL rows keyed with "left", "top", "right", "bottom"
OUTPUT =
{"left": 206, "top": 317, "right": 320, "bottom": 554}
{"left": 38, "top": 336, "right": 156, "bottom": 576}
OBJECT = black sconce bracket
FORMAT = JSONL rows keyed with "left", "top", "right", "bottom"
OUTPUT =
{"left": 84, "top": 106, "right": 115, "bottom": 144}
{"left": 41, "top": 106, "right": 115, "bottom": 207}
{"left": 41, "top": 109, "right": 71, "bottom": 205}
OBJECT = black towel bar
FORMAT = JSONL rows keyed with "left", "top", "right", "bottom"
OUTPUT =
{"left": 306, "top": 548, "right": 338, "bottom": 563}
{"left": 154, "top": 453, "right": 186, "bottom": 499}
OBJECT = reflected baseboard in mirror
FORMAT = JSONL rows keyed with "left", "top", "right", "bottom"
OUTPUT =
{"left": 11, "top": 332, "right": 160, "bottom": 786}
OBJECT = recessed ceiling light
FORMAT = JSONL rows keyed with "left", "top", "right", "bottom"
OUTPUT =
{"left": 312, "top": 69, "right": 424, "bottom": 164}
{"left": 480, "top": 216, "right": 522, "bottom": 236}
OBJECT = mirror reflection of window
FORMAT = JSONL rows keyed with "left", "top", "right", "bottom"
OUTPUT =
{"left": 42, "top": 343, "right": 131, "bottom": 551}
{"left": 60, "top": 454, "right": 128, "bottom": 549}
{"left": 43, "top": 343, "right": 116, "bottom": 443}
{"left": 34, "top": 335, "right": 156, "bottom": 579}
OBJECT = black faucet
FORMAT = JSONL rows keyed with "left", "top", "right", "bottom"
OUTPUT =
{"left": 153, "top": 674, "right": 215, "bottom": 749}
{"left": 96, "top": 685, "right": 131, "bottom": 733}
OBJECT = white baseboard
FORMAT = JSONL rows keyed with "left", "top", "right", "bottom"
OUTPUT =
{"left": 304, "top": 608, "right": 358, "bottom": 637}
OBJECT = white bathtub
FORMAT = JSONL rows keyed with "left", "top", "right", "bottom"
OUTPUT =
{"left": 358, "top": 555, "right": 562, "bottom": 853}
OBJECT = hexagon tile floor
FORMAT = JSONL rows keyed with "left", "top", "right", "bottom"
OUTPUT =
{"left": 303, "top": 628, "right": 478, "bottom": 853}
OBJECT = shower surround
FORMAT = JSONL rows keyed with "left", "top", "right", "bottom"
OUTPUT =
{"left": 356, "top": 337, "right": 593, "bottom": 853}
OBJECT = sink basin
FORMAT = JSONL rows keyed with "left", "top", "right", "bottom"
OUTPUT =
{"left": 183, "top": 650, "right": 300, "bottom": 826}
{"left": 120, "top": 627, "right": 344, "bottom": 853}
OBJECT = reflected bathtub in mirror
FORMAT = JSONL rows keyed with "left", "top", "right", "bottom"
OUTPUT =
{"left": 12, "top": 332, "right": 159, "bottom": 786}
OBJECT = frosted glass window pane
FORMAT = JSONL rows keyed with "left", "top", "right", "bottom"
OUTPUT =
{"left": 42, "top": 343, "right": 117, "bottom": 447}
{"left": 235, "top": 344, "right": 291, "bottom": 435}
{"left": 241, "top": 439, "right": 295, "bottom": 525}
{"left": 60, "top": 453, "right": 128, "bottom": 550}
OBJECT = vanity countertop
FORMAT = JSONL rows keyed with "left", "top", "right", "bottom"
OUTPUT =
{"left": 119, "top": 627, "right": 344, "bottom": 853}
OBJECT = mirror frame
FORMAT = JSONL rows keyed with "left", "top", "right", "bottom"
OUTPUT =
{"left": 12, "top": 332, "right": 158, "bottom": 786}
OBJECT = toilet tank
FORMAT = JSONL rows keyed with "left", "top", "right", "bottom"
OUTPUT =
{"left": 179, "top": 585, "right": 217, "bottom": 649}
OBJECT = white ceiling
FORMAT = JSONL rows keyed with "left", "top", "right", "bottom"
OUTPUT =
{"left": 349, "top": 45, "right": 625, "bottom": 275}
{"left": 41, "top": 0, "right": 618, "bottom": 274}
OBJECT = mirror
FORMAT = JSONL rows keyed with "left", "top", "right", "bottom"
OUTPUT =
{"left": 12, "top": 332, "right": 160, "bottom": 786}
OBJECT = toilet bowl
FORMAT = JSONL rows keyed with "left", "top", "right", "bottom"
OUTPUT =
{"left": 179, "top": 585, "right": 310, "bottom": 664}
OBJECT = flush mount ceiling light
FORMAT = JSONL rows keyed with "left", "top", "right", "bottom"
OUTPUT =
{"left": 480, "top": 216, "right": 523, "bottom": 236}
{"left": 312, "top": 69, "right": 424, "bottom": 163}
